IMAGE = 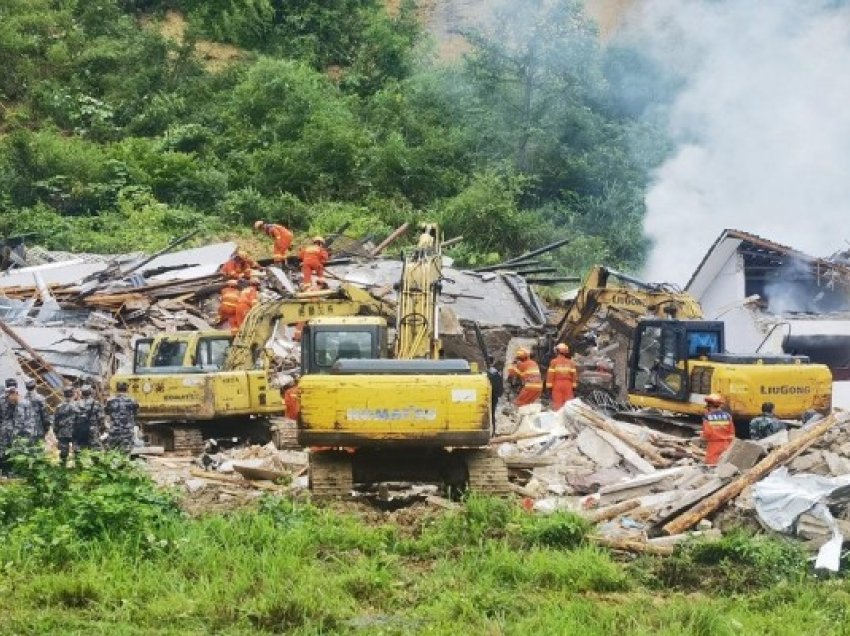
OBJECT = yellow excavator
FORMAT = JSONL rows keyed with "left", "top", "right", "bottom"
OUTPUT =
{"left": 296, "top": 224, "right": 508, "bottom": 496}
{"left": 627, "top": 318, "right": 832, "bottom": 432}
{"left": 554, "top": 266, "right": 832, "bottom": 429}
{"left": 111, "top": 284, "right": 390, "bottom": 452}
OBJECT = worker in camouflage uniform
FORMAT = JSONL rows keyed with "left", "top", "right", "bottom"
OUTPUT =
{"left": 0, "top": 379, "right": 18, "bottom": 471}
{"left": 24, "top": 378, "right": 51, "bottom": 437}
{"left": 6, "top": 386, "right": 41, "bottom": 445}
{"left": 749, "top": 402, "right": 786, "bottom": 440}
{"left": 105, "top": 381, "right": 138, "bottom": 453}
{"left": 54, "top": 387, "right": 80, "bottom": 465}
{"left": 77, "top": 385, "right": 105, "bottom": 450}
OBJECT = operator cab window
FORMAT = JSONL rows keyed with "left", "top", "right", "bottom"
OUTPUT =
{"left": 153, "top": 340, "right": 188, "bottom": 367}
{"left": 196, "top": 337, "right": 232, "bottom": 370}
{"left": 632, "top": 324, "right": 686, "bottom": 398}
{"left": 133, "top": 339, "right": 153, "bottom": 373}
{"left": 314, "top": 331, "right": 374, "bottom": 370}
{"left": 687, "top": 331, "right": 721, "bottom": 357}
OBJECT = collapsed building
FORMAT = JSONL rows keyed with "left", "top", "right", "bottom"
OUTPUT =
{"left": 686, "top": 229, "right": 850, "bottom": 408}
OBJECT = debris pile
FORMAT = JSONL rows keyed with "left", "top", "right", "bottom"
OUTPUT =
{"left": 496, "top": 400, "right": 850, "bottom": 568}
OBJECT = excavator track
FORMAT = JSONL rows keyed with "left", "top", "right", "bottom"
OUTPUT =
{"left": 465, "top": 449, "right": 511, "bottom": 496}
{"left": 309, "top": 451, "right": 353, "bottom": 498}
{"left": 170, "top": 425, "right": 205, "bottom": 455}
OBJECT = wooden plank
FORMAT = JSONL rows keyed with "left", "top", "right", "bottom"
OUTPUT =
{"left": 662, "top": 411, "right": 848, "bottom": 535}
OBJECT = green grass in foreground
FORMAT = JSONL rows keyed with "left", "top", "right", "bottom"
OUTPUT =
{"left": 0, "top": 448, "right": 848, "bottom": 634}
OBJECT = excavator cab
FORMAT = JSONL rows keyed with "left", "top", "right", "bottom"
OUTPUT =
{"left": 301, "top": 316, "right": 388, "bottom": 374}
{"left": 629, "top": 320, "right": 724, "bottom": 402}
{"left": 133, "top": 332, "right": 233, "bottom": 374}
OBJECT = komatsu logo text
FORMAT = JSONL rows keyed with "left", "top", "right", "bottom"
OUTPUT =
{"left": 760, "top": 385, "right": 812, "bottom": 396}
{"left": 347, "top": 408, "right": 437, "bottom": 421}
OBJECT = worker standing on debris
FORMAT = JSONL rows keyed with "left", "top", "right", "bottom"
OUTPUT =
{"left": 507, "top": 348, "right": 543, "bottom": 407}
{"left": 298, "top": 237, "right": 329, "bottom": 289}
{"left": 77, "top": 385, "right": 105, "bottom": 450}
{"left": 54, "top": 387, "right": 80, "bottom": 465}
{"left": 701, "top": 393, "right": 735, "bottom": 465}
{"left": 24, "top": 379, "right": 51, "bottom": 435}
{"left": 218, "top": 279, "right": 241, "bottom": 329}
{"left": 546, "top": 343, "right": 578, "bottom": 410}
{"left": 233, "top": 278, "right": 260, "bottom": 332}
{"left": 220, "top": 249, "right": 259, "bottom": 280}
{"left": 105, "top": 381, "right": 139, "bottom": 454}
{"left": 749, "top": 402, "right": 786, "bottom": 440}
{"left": 253, "top": 220, "right": 294, "bottom": 265}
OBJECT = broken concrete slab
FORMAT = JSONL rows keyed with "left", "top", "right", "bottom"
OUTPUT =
{"left": 718, "top": 439, "right": 765, "bottom": 472}
{"left": 576, "top": 428, "right": 621, "bottom": 468}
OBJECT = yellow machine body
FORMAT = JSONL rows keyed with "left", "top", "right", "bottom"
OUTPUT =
{"left": 110, "top": 286, "right": 393, "bottom": 449}
{"left": 297, "top": 371, "right": 491, "bottom": 447}
{"left": 627, "top": 319, "right": 833, "bottom": 420}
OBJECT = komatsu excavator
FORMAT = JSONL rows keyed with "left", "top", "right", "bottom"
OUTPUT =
{"left": 296, "top": 224, "right": 509, "bottom": 496}
{"left": 111, "top": 284, "right": 390, "bottom": 452}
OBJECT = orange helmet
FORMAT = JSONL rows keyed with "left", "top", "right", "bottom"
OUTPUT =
{"left": 313, "top": 236, "right": 325, "bottom": 244}
{"left": 515, "top": 347, "right": 529, "bottom": 359}
{"left": 555, "top": 343, "right": 569, "bottom": 354}
{"left": 705, "top": 393, "right": 724, "bottom": 406}
{"left": 253, "top": 220, "right": 265, "bottom": 231}
{"left": 235, "top": 249, "right": 249, "bottom": 260}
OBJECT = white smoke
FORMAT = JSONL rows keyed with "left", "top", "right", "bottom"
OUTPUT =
{"left": 623, "top": 0, "right": 850, "bottom": 284}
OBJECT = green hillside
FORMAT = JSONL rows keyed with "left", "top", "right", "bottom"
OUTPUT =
{"left": 0, "top": 0, "right": 660, "bottom": 270}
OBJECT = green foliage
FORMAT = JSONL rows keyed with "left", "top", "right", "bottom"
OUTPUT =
{"left": 0, "top": 0, "right": 660, "bottom": 273}
{"left": 0, "top": 444, "right": 180, "bottom": 564}
{"left": 648, "top": 529, "right": 809, "bottom": 593}
{"left": 519, "top": 510, "right": 591, "bottom": 549}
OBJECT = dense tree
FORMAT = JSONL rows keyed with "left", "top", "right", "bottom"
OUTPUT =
{"left": 0, "top": 0, "right": 660, "bottom": 273}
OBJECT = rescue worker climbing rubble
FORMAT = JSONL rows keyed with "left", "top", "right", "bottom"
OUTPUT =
{"left": 218, "top": 279, "right": 241, "bottom": 330}
{"left": 299, "top": 237, "right": 329, "bottom": 289}
{"left": 701, "top": 393, "right": 735, "bottom": 465}
{"left": 507, "top": 348, "right": 542, "bottom": 407}
{"left": 253, "top": 220, "right": 294, "bottom": 265}
{"left": 220, "top": 249, "right": 259, "bottom": 280}
{"left": 546, "top": 343, "right": 578, "bottom": 411}
{"left": 233, "top": 278, "right": 261, "bottom": 333}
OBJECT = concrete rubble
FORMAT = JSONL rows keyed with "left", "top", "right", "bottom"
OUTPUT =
{"left": 493, "top": 398, "right": 850, "bottom": 564}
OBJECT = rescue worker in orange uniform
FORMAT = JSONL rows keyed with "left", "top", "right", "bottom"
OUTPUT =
{"left": 232, "top": 279, "right": 260, "bottom": 333}
{"left": 218, "top": 280, "right": 241, "bottom": 330}
{"left": 298, "top": 237, "right": 329, "bottom": 289}
{"left": 701, "top": 393, "right": 735, "bottom": 465}
{"left": 253, "top": 220, "right": 294, "bottom": 265}
{"left": 220, "top": 249, "right": 259, "bottom": 280}
{"left": 546, "top": 343, "right": 578, "bottom": 411}
{"left": 507, "top": 348, "right": 543, "bottom": 407}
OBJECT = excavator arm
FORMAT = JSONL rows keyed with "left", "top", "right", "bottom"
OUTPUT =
{"left": 222, "top": 284, "right": 392, "bottom": 371}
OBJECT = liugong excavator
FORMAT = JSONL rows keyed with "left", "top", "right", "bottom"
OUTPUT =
{"left": 296, "top": 224, "right": 509, "bottom": 496}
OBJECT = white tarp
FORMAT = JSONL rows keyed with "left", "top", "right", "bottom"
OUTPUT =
{"left": 753, "top": 467, "right": 850, "bottom": 572}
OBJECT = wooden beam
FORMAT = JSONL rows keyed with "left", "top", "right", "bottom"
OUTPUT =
{"left": 662, "top": 411, "right": 848, "bottom": 535}
{"left": 370, "top": 223, "right": 410, "bottom": 256}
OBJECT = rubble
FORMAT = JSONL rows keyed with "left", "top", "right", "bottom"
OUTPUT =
{"left": 494, "top": 398, "right": 850, "bottom": 561}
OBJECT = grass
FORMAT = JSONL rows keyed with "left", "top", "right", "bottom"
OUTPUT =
{"left": 1, "top": 455, "right": 850, "bottom": 634}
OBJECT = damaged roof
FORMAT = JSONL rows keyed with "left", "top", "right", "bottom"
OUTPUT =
{"left": 9, "top": 326, "right": 110, "bottom": 379}
{"left": 687, "top": 229, "right": 850, "bottom": 300}
{"left": 329, "top": 260, "right": 547, "bottom": 328}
